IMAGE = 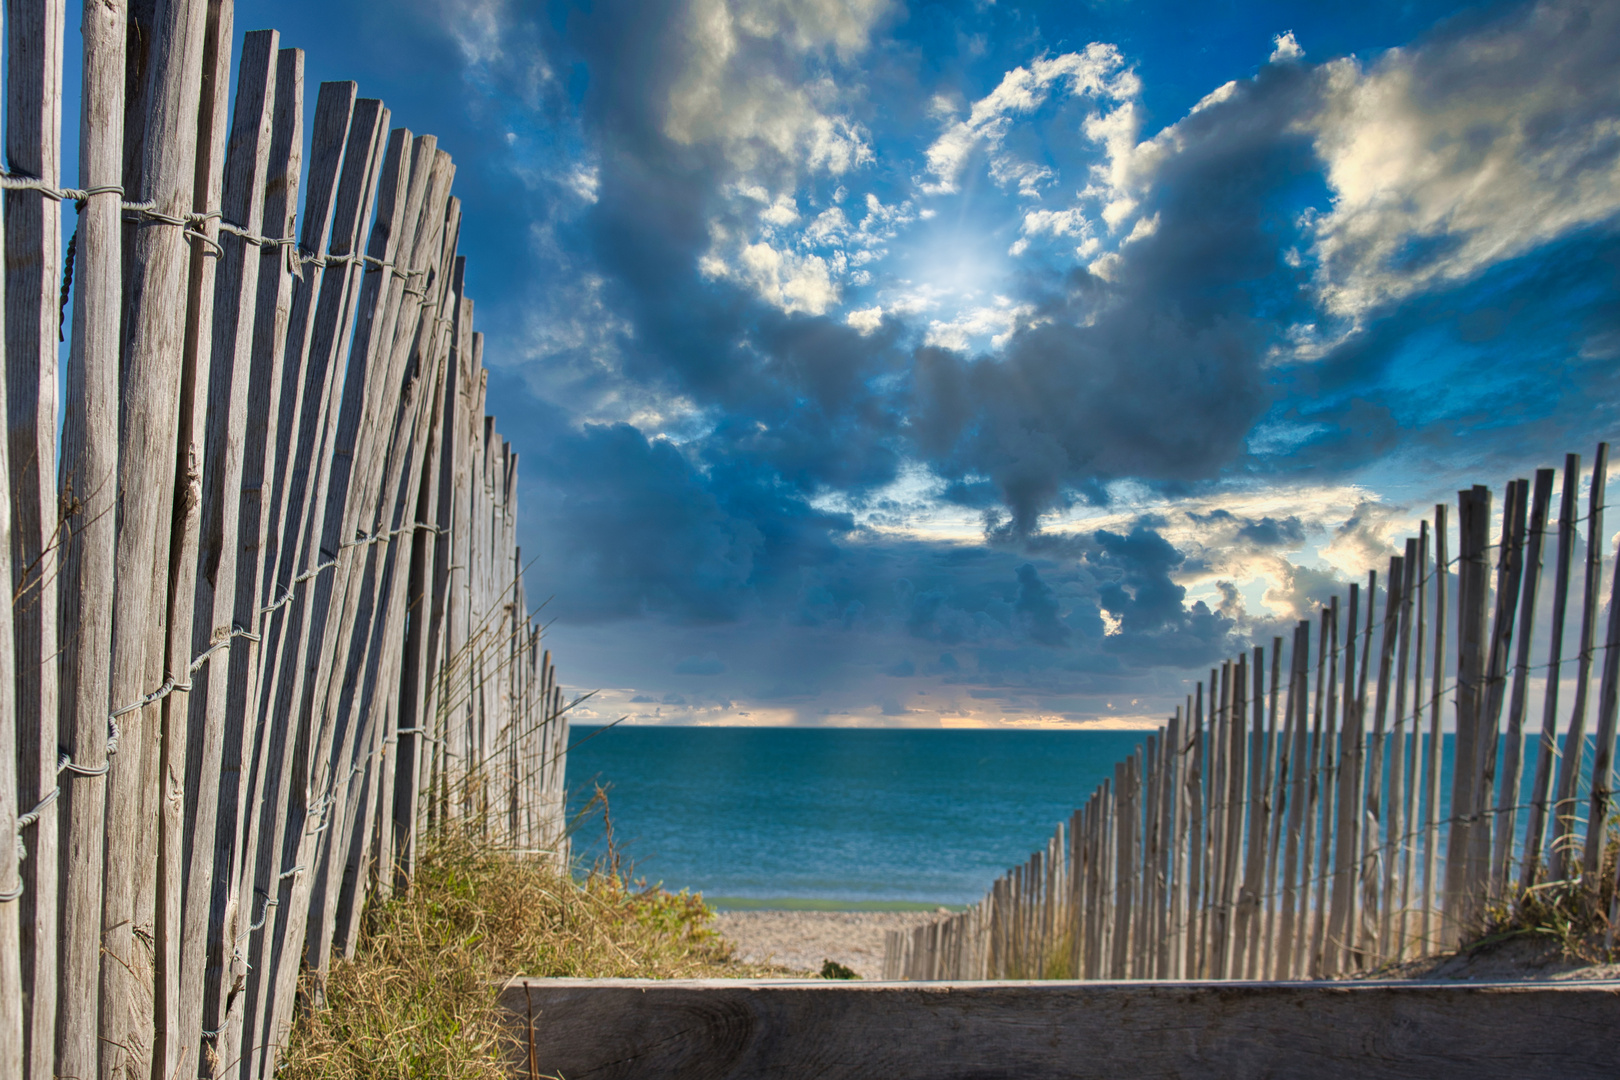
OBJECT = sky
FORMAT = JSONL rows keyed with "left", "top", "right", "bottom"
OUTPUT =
{"left": 211, "top": 0, "right": 1620, "bottom": 728}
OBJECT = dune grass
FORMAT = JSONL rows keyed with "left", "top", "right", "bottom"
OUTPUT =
{"left": 1468, "top": 830, "right": 1620, "bottom": 964}
{"left": 278, "top": 824, "right": 793, "bottom": 1079}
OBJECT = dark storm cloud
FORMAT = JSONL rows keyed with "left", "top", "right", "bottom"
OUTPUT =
{"left": 912, "top": 63, "right": 1325, "bottom": 531}
{"left": 1189, "top": 509, "right": 1307, "bottom": 550}
{"left": 1085, "top": 526, "right": 1240, "bottom": 667}
{"left": 521, "top": 419, "right": 854, "bottom": 624}
{"left": 675, "top": 654, "right": 728, "bottom": 675}
{"left": 1014, "top": 564, "right": 1070, "bottom": 646}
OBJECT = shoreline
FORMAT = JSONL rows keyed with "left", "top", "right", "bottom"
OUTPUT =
{"left": 707, "top": 896, "right": 964, "bottom": 912}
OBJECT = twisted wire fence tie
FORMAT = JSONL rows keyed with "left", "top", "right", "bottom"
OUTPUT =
{"left": 228, "top": 887, "right": 284, "bottom": 972}
{"left": 57, "top": 717, "right": 121, "bottom": 778}
{"left": 109, "top": 545, "right": 351, "bottom": 721}
{"left": 8, "top": 785, "right": 64, "bottom": 866}
{"left": 0, "top": 175, "right": 440, "bottom": 282}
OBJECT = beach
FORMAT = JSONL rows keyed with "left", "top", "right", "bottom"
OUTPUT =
{"left": 714, "top": 910, "right": 947, "bottom": 979}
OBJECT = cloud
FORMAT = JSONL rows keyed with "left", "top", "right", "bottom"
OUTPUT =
{"left": 1269, "top": 31, "right": 1304, "bottom": 64}
{"left": 521, "top": 420, "right": 855, "bottom": 624}
{"left": 402, "top": 0, "right": 1620, "bottom": 730}
{"left": 921, "top": 44, "right": 1140, "bottom": 195}
{"left": 1306, "top": 0, "right": 1620, "bottom": 321}
{"left": 921, "top": 298, "right": 1034, "bottom": 351}
{"left": 734, "top": 240, "right": 840, "bottom": 314}
{"left": 1014, "top": 564, "right": 1070, "bottom": 646}
{"left": 663, "top": 0, "right": 885, "bottom": 175}
{"left": 675, "top": 653, "right": 728, "bottom": 675}
{"left": 846, "top": 305, "right": 883, "bottom": 333}
{"left": 1319, "top": 499, "right": 1408, "bottom": 579}
{"left": 1010, "top": 208, "right": 1095, "bottom": 256}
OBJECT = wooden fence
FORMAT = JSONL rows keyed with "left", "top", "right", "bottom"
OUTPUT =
{"left": 886, "top": 447, "right": 1620, "bottom": 981}
{"left": 0, "top": 6, "right": 574, "bottom": 1080}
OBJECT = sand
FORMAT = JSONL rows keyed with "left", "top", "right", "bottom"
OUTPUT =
{"left": 714, "top": 909, "right": 947, "bottom": 979}
{"left": 716, "top": 909, "right": 1620, "bottom": 983}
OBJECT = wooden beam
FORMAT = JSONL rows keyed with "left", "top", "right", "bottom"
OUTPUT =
{"left": 499, "top": 978, "right": 1620, "bottom": 1080}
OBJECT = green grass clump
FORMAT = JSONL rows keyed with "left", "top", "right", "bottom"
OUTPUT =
{"left": 278, "top": 829, "right": 787, "bottom": 1079}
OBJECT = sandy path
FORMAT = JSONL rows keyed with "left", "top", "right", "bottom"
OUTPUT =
{"left": 714, "top": 910, "right": 945, "bottom": 979}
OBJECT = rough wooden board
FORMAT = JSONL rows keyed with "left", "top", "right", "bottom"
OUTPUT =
{"left": 499, "top": 978, "right": 1620, "bottom": 1080}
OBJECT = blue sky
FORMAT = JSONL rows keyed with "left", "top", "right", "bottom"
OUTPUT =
{"left": 215, "top": 0, "right": 1620, "bottom": 727}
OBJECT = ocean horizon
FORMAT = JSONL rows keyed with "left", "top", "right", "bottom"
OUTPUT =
{"left": 565, "top": 725, "right": 1192, "bottom": 907}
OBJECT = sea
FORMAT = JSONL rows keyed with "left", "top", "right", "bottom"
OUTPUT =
{"left": 564, "top": 726, "right": 1177, "bottom": 908}
{"left": 564, "top": 725, "right": 1599, "bottom": 910}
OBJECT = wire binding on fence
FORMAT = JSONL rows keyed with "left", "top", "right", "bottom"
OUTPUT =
{"left": 2, "top": 171, "right": 439, "bottom": 281}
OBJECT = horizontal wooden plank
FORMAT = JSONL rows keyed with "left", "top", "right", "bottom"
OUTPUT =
{"left": 498, "top": 977, "right": 1620, "bottom": 1080}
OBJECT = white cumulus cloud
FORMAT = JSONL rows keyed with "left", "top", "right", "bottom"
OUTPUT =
{"left": 1306, "top": 0, "right": 1620, "bottom": 321}
{"left": 921, "top": 44, "right": 1140, "bottom": 195}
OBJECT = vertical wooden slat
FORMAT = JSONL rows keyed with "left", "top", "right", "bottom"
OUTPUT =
{"left": 206, "top": 45, "right": 302, "bottom": 1069}
{"left": 1327, "top": 582, "right": 1361, "bottom": 976}
{"left": 1398, "top": 528, "right": 1428, "bottom": 958}
{"left": 1578, "top": 503, "right": 1620, "bottom": 879}
{"left": 4, "top": 2, "right": 67, "bottom": 1070}
{"left": 1382, "top": 543, "right": 1417, "bottom": 958}
{"left": 1520, "top": 463, "right": 1578, "bottom": 893}
{"left": 153, "top": 1, "right": 232, "bottom": 1070}
{"left": 1346, "top": 571, "right": 1376, "bottom": 970}
{"left": 1275, "top": 622, "right": 1308, "bottom": 978}
{"left": 1237, "top": 647, "right": 1266, "bottom": 978}
{"left": 172, "top": 30, "right": 277, "bottom": 1072}
{"left": 1493, "top": 472, "right": 1553, "bottom": 896}
{"left": 1306, "top": 599, "right": 1336, "bottom": 977}
{"left": 1258, "top": 638, "right": 1284, "bottom": 979}
{"left": 0, "top": 0, "right": 23, "bottom": 1040}
{"left": 1206, "top": 663, "right": 1228, "bottom": 976}
{"left": 1420, "top": 506, "right": 1448, "bottom": 954}
{"left": 1110, "top": 758, "right": 1131, "bottom": 979}
{"left": 103, "top": 1, "right": 213, "bottom": 1071}
{"left": 235, "top": 80, "right": 359, "bottom": 1080}
{"left": 55, "top": 2, "right": 126, "bottom": 1074}
{"left": 1156, "top": 710, "right": 1179, "bottom": 979}
{"left": 1184, "top": 683, "right": 1204, "bottom": 977}
{"left": 1550, "top": 444, "right": 1607, "bottom": 882}
{"left": 1361, "top": 555, "right": 1402, "bottom": 962}
{"left": 1463, "top": 479, "right": 1527, "bottom": 920}
{"left": 1447, "top": 486, "right": 1492, "bottom": 941}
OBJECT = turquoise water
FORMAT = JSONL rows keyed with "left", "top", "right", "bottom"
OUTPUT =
{"left": 563, "top": 726, "right": 1602, "bottom": 908}
{"left": 564, "top": 727, "right": 1146, "bottom": 906}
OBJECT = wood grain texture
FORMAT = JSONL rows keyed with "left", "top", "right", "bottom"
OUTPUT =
{"left": 235, "top": 79, "right": 356, "bottom": 1080}
{"left": 54, "top": 3, "right": 125, "bottom": 1074}
{"left": 499, "top": 979, "right": 1620, "bottom": 1080}
{"left": 4, "top": 0, "right": 66, "bottom": 1072}
{"left": 173, "top": 29, "right": 277, "bottom": 1072}
{"left": 104, "top": 1, "right": 213, "bottom": 1072}
{"left": 153, "top": 3, "right": 233, "bottom": 1070}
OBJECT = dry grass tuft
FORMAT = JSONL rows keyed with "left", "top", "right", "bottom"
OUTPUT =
{"left": 1468, "top": 829, "right": 1620, "bottom": 965}
{"left": 279, "top": 828, "right": 790, "bottom": 1079}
